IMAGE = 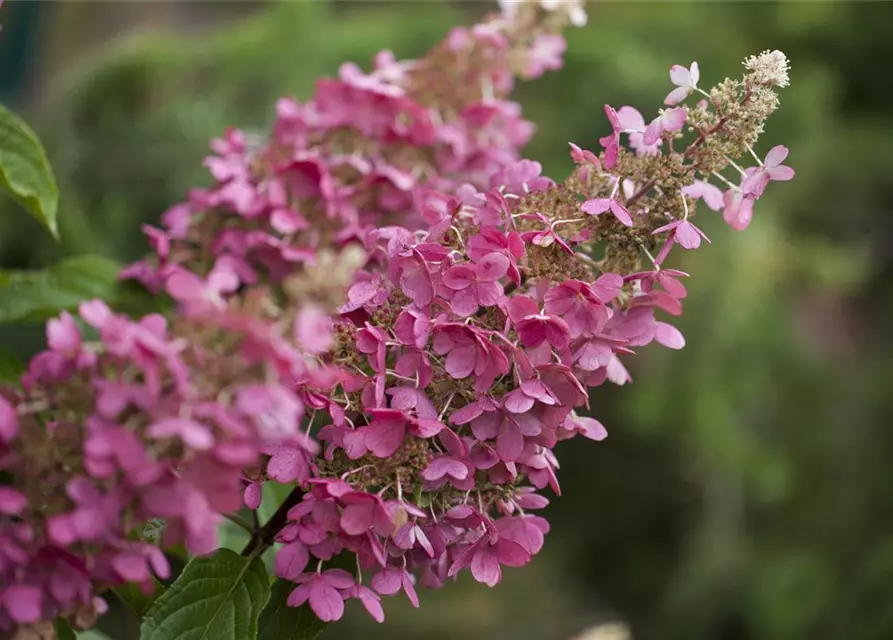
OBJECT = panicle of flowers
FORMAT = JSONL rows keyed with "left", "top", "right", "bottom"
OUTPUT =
{"left": 0, "top": 1, "right": 796, "bottom": 633}
{"left": 249, "top": 51, "right": 795, "bottom": 624}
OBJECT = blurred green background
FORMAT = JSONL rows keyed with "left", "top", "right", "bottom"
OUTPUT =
{"left": 2, "top": 2, "right": 892, "bottom": 639}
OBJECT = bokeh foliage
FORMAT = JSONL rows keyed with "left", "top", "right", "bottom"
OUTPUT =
{"left": 2, "top": 2, "right": 893, "bottom": 638}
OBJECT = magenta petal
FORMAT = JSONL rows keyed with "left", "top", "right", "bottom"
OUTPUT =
{"left": 610, "top": 201, "right": 633, "bottom": 227}
{"left": 662, "top": 107, "right": 687, "bottom": 132}
{"left": 674, "top": 221, "right": 702, "bottom": 249}
{"left": 577, "top": 417, "right": 608, "bottom": 441}
{"left": 275, "top": 542, "right": 309, "bottom": 580}
{"left": 503, "top": 389, "right": 535, "bottom": 414}
{"left": 322, "top": 569, "right": 355, "bottom": 589}
{"left": 287, "top": 583, "right": 312, "bottom": 608}
{"left": 442, "top": 265, "right": 475, "bottom": 290}
{"left": 3, "top": 585, "right": 42, "bottom": 623}
{"left": 112, "top": 553, "right": 149, "bottom": 582}
{"left": 0, "top": 397, "right": 18, "bottom": 443}
{"left": 0, "top": 488, "right": 27, "bottom": 515}
{"left": 654, "top": 321, "right": 685, "bottom": 349}
{"left": 768, "top": 166, "right": 795, "bottom": 181}
{"left": 496, "top": 422, "right": 525, "bottom": 461}
{"left": 356, "top": 586, "right": 385, "bottom": 623}
{"left": 445, "top": 345, "right": 476, "bottom": 379}
{"left": 470, "top": 548, "right": 501, "bottom": 587}
{"left": 765, "top": 145, "right": 789, "bottom": 166}
{"left": 309, "top": 581, "right": 345, "bottom": 622}
{"left": 496, "top": 537, "right": 532, "bottom": 567}
{"left": 580, "top": 198, "right": 611, "bottom": 215}
{"left": 402, "top": 572, "right": 420, "bottom": 608}
{"left": 340, "top": 503, "right": 375, "bottom": 536}
{"left": 371, "top": 567, "right": 402, "bottom": 595}
{"left": 364, "top": 419, "right": 407, "bottom": 458}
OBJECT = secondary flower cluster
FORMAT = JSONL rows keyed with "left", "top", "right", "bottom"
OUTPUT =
{"left": 121, "top": 1, "right": 581, "bottom": 296}
{"left": 0, "top": 0, "right": 796, "bottom": 634}
{"left": 0, "top": 296, "right": 324, "bottom": 631}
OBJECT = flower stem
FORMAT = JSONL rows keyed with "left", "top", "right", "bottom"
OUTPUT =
{"left": 224, "top": 513, "right": 255, "bottom": 534}
{"left": 240, "top": 486, "right": 304, "bottom": 557}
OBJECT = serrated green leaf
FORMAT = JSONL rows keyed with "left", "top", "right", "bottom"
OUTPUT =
{"left": 0, "top": 103, "right": 60, "bottom": 239}
{"left": 0, "top": 254, "right": 160, "bottom": 324}
{"left": 0, "top": 347, "right": 24, "bottom": 383}
{"left": 258, "top": 579, "right": 327, "bottom": 640}
{"left": 140, "top": 549, "right": 271, "bottom": 640}
{"left": 113, "top": 579, "right": 167, "bottom": 619}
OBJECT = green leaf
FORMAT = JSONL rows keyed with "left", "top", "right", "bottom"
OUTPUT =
{"left": 0, "top": 103, "right": 60, "bottom": 239}
{"left": 54, "top": 619, "right": 77, "bottom": 640}
{"left": 258, "top": 579, "right": 326, "bottom": 640}
{"left": 113, "top": 579, "right": 167, "bottom": 619}
{"left": 140, "top": 549, "right": 271, "bottom": 640}
{"left": 0, "top": 254, "right": 158, "bottom": 324}
{"left": 0, "top": 347, "right": 24, "bottom": 383}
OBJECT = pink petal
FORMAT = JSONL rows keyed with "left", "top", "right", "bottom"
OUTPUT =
{"left": 371, "top": 568, "right": 402, "bottom": 595}
{"left": 662, "top": 107, "right": 687, "bottom": 132}
{"left": 580, "top": 198, "right": 612, "bottom": 215}
{"left": 442, "top": 265, "right": 476, "bottom": 290}
{"left": 610, "top": 201, "right": 633, "bottom": 227}
{"left": 476, "top": 281, "right": 504, "bottom": 307}
{"left": 674, "top": 221, "right": 702, "bottom": 249}
{"left": 503, "top": 389, "right": 535, "bottom": 414}
{"left": 768, "top": 166, "right": 795, "bottom": 181}
{"left": 449, "top": 287, "right": 480, "bottom": 317}
{"left": 576, "top": 416, "right": 608, "bottom": 441}
{"left": 2, "top": 585, "right": 42, "bottom": 623}
{"left": 764, "top": 145, "right": 789, "bottom": 167}
{"left": 355, "top": 586, "right": 385, "bottom": 623}
{"left": 287, "top": 583, "right": 311, "bottom": 608}
{"left": 497, "top": 422, "right": 524, "bottom": 461}
{"left": 0, "top": 397, "right": 18, "bottom": 443}
{"left": 643, "top": 119, "right": 662, "bottom": 146}
{"left": 593, "top": 273, "right": 624, "bottom": 301}
{"left": 402, "top": 572, "right": 420, "bottom": 608}
{"left": 664, "top": 86, "right": 691, "bottom": 106}
{"left": 363, "top": 419, "right": 406, "bottom": 458}
{"left": 267, "top": 444, "right": 309, "bottom": 484}
{"left": 496, "top": 537, "right": 532, "bottom": 567}
{"left": 322, "top": 569, "right": 355, "bottom": 590}
{"left": 146, "top": 418, "right": 214, "bottom": 451}
{"left": 340, "top": 503, "right": 375, "bottom": 536}
{"left": 669, "top": 64, "right": 691, "bottom": 87}
{"left": 309, "top": 581, "right": 344, "bottom": 622}
{"left": 616, "top": 106, "right": 645, "bottom": 131}
{"left": 470, "top": 548, "right": 500, "bottom": 587}
{"left": 654, "top": 322, "right": 685, "bottom": 349}
{"left": 445, "top": 345, "right": 477, "bottom": 379}
{"left": 422, "top": 457, "right": 469, "bottom": 482}
{"left": 275, "top": 543, "right": 309, "bottom": 580}
{"left": 476, "top": 253, "right": 510, "bottom": 282}
{"left": 112, "top": 553, "right": 150, "bottom": 582}
{"left": 0, "top": 488, "right": 26, "bottom": 515}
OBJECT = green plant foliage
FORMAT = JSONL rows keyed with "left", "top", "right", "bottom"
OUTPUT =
{"left": 0, "top": 254, "right": 157, "bottom": 323}
{"left": 140, "top": 549, "right": 271, "bottom": 640}
{"left": 113, "top": 580, "right": 168, "bottom": 619}
{"left": 0, "top": 102, "right": 59, "bottom": 238}
{"left": 0, "top": 345, "right": 23, "bottom": 382}
{"left": 258, "top": 579, "right": 327, "bottom": 640}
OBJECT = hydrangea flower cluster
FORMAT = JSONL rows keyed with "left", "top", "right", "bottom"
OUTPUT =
{"left": 0, "top": 1, "right": 795, "bottom": 634}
